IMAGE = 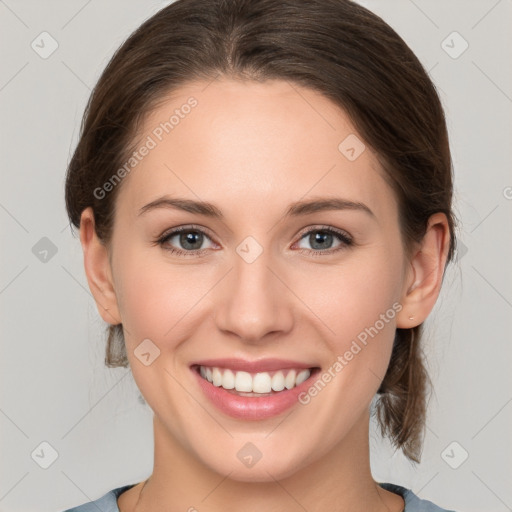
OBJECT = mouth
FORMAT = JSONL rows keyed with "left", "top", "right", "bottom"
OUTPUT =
{"left": 193, "top": 365, "right": 315, "bottom": 395}
{"left": 190, "top": 360, "right": 321, "bottom": 420}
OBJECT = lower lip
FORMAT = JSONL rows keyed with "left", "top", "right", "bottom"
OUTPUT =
{"left": 191, "top": 367, "right": 319, "bottom": 420}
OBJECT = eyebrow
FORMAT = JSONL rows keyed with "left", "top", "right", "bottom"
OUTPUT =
{"left": 137, "top": 195, "right": 375, "bottom": 219}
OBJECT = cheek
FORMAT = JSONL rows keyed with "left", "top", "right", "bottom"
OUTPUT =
{"left": 299, "top": 245, "right": 403, "bottom": 392}
{"left": 117, "top": 267, "right": 172, "bottom": 340}
{"left": 113, "top": 247, "right": 209, "bottom": 342}
{"left": 308, "top": 246, "right": 402, "bottom": 338}
{"left": 111, "top": 252, "right": 205, "bottom": 424}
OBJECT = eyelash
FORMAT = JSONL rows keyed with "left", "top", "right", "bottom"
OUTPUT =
{"left": 154, "top": 224, "right": 353, "bottom": 257}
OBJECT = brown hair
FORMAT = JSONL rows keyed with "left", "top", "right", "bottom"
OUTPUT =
{"left": 64, "top": 0, "right": 457, "bottom": 463}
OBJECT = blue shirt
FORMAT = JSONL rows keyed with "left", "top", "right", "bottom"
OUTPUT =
{"left": 60, "top": 482, "right": 456, "bottom": 511}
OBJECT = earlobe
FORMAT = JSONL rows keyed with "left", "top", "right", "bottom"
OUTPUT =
{"left": 79, "top": 207, "right": 121, "bottom": 326}
{"left": 396, "top": 212, "right": 451, "bottom": 328}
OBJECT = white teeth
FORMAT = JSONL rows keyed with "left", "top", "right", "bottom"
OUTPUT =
{"left": 252, "top": 372, "right": 272, "bottom": 393}
{"left": 235, "top": 371, "right": 253, "bottom": 392}
{"left": 296, "top": 369, "right": 310, "bottom": 386}
{"left": 198, "top": 366, "right": 311, "bottom": 393}
{"left": 271, "top": 371, "right": 285, "bottom": 392}
{"left": 284, "top": 369, "right": 296, "bottom": 390}
{"left": 222, "top": 369, "right": 235, "bottom": 389}
{"left": 212, "top": 367, "right": 223, "bottom": 387}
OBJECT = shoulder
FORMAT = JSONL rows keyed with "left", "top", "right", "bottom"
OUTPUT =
{"left": 379, "top": 482, "right": 457, "bottom": 512}
{"left": 60, "top": 484, "right": 137, "bottom": 512}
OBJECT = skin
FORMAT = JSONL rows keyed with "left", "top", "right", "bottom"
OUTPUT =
{"left": 80, "top": 77, "right": 450, "bottom": 512}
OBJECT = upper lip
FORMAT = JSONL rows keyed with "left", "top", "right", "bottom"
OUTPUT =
{"left": 191, "top": 358, "right": 317, "bottom": 373}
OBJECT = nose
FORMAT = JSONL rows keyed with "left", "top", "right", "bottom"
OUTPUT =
{"left": 213, "top": 248, "right": 294, "bottom": 344}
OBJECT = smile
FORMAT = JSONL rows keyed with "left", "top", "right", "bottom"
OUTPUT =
{"left": 190, "top": 360, "right": 320, "bottom": 420}
{"left": 198, "top": 365, "right": 311, "bottom": 394}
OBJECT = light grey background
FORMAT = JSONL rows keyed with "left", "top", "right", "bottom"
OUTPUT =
{"left": 1, "top": 1, "right": 511, "bottom": 511}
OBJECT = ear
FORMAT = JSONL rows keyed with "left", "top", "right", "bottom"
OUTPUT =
{"left": 79, "top": 207, "right": 121, "bottom": 325}
{"left": 396, "top": 212, "right": 451, "bottom": 328}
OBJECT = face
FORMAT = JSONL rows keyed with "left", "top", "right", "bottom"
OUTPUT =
{"left": 104, "top": 78, "right": 412, "bottom": 481}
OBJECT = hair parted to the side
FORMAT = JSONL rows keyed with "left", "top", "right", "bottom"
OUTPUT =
{"left": 64, "top": 0, "right": 457, "bottom": 463}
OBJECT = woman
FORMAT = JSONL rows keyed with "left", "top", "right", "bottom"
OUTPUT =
{"left": 62, "top": 0, "right": 458, "bottom": 510}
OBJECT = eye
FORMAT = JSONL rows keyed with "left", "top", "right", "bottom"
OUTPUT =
{"left": 154, "top": 224, "right": 353, "bottom": 257}
{"left": 293, "top": 226, "right": 353, "bottom": 255}
{"left": 155, "top": 225, "right": 216, "bottom": 256}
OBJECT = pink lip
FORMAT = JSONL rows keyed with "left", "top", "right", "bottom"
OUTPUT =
{"left": 190, "top": 361, "right": 320, "bottom": 421}
{"left": 191, "top": 358, "right": 315, "bottom": 373}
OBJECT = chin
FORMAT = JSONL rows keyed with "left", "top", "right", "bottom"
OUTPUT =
{"left": 197, "top": 440, "right": 313, "bottom": 483}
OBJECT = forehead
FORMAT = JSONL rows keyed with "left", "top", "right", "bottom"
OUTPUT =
{"left": 118, "top": 78, "right": 396, "bottom": 223}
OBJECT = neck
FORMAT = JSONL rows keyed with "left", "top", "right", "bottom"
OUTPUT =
{"left": 133, "top": 409, "right": 404, "bottom": 512}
